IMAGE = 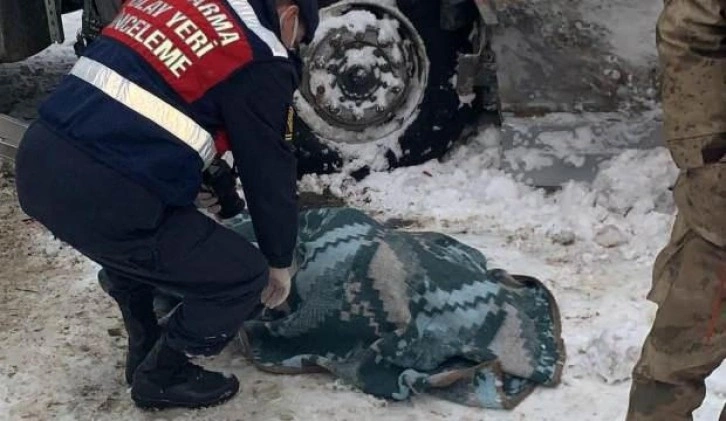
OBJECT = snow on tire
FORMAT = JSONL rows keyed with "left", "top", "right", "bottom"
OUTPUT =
{"left": 293, "top": 0, "right": 485, "bottom": 179}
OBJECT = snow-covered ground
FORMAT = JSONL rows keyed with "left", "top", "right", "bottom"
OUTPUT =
{"left": 2, "top": 6, "right": 726, "bottom": 421}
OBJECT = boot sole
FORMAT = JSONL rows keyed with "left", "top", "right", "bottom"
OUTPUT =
{"left": 132, "top": 383, "right": 239, "bottom": 410}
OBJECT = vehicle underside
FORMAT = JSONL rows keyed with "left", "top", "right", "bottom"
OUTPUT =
{"left": 0, "top": 0, "right": 660, "bottom": 187}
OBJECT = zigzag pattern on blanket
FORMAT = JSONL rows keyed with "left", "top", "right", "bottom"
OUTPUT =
{"left": 224, "top": 207, "right": 565, "bottom": 410}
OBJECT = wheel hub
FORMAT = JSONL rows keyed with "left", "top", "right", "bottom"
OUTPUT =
{"left": 340, "top": 65, "right": 377, "bottom": 100}
{"left": 296, "top": 2, "right": 429, "bottom": 144}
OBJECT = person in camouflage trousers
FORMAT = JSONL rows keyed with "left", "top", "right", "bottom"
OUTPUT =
{"left": 627, "top": 0, "right": 726, "bottom": 420}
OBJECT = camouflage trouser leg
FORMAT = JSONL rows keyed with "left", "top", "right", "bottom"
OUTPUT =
{"left": 627, "top": 214, "right": 726, "bottom": 421}
{"left": 627, "top": 0, "right": 726, "bottom": 419}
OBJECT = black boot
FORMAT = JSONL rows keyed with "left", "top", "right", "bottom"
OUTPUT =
{"left": 98, "top": 269, "right": 161, "bottom": 385}
{"left": 131, "top": 338, "right": 240, "bottom": 409}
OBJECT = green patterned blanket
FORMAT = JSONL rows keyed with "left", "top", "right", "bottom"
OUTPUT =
{"left": 223, "top": 208, "right": 565, "bottom": 409}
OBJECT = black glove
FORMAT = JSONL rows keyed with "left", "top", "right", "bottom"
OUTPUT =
{"left": 201, "top": 156, "right": 246, "bottom": 219}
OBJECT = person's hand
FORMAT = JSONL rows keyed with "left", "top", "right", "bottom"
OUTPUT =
{"left": 194, "top": 188, "right": 221, "bottom": 215}
{"left": 261, "top": 267, "right": 291, "bottom": 309}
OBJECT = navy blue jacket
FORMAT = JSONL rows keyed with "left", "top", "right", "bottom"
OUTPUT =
{"left": 37, "top": 0, "right": 298, "bottom": 268}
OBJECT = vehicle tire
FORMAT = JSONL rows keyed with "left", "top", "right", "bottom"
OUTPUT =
{"left": 93, "top": 0, "right": 124, "bottom": 24}
{"left": 74, "top": 0, "right": 124, "bottom": 56}
{"left": 293, "top": 0, "right": 488, "bottom": 178}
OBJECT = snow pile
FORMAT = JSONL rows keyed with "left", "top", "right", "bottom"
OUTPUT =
{"left": 581, "top": 321, "right": 650, "bottom": 384}
{"left": 500, "top": 110, "right": 664, "bottom": 184}
{"left": 300, "top": 126, "right": 678, "bottom": 261}
{"left": 314, "top": 9, "right": 400, "bottom": 44}
{"left": 505, "top": 125, "right": 598, "bottom": 170}
{"left": 592, "top": 148, "right": 676, "bottom": 217}
{"left": 592, "top": 147, "right": 677, "bottom": 261}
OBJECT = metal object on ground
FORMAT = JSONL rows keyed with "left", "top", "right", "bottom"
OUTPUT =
{"left": 0, "top": 114, "right": 27, "bottom": 162}
{"left": 497, "top": 111, "right": 663, "bottom": 188}
{"left": 43, "top": 0, "right": 64, "bottom": 44}
{"left": 456, "top": 18, "right": 501, "bottom": 121}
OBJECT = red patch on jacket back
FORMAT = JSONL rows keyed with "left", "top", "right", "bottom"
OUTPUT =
{"left": 103, "top": 0, "right": 253, "bottom": 102}
{"left": 214, "top": 131, "right": 231, "bottom": 153}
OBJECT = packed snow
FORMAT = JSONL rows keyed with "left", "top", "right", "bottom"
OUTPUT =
{"left": 315, "top": 9, "right": 400, "bottom": 44}
{"left": 2, "top": 4, "right": 726, "bottom": 421}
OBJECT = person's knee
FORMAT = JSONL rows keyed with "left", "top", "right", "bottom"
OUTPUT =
{"left": 226, "top": 244, "right": 270, "bottom": 298}
{"left": 635, "top": 327, "right": 716, "bottom": 388}
{"left": 97, "top": 269, "right": 114, "bottom": 294}
{"left": 97, "top": 268, "right": 154, "bottom": 299}
{"left": 201, "top": 258, "right": 269, "bottom": 305}
{"left": 229, "top": 266, "right": 269, "bottom": 302}
{"left": 628, "top": 376, "right": 697, "bottom": 421}
{"left": 629, "top": 344, "right": 710, "bottom": 420}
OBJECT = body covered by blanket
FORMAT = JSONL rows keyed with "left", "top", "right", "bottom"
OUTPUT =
{"left": 224, "top": 208, "right": 565, "bottom": 409}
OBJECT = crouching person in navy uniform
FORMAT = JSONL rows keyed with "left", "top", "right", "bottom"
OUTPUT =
{"left": 14, "top": 0, "right": 318, "bottom": 410}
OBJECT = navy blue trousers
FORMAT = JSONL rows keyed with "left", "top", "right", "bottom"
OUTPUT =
{"left": 15, "top": 121, "right": 268, "bottom": 355}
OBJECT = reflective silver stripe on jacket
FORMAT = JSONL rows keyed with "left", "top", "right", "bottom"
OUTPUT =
{"left": 226, "top": 0, "right": 289, "bottom": 58}
{"left": 69, "top": 57, "right": 217, "bottom": 168}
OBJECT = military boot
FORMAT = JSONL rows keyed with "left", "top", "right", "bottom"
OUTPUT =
{"left": 131, "top": 338, "right": 240, "bottom": 409}
{"left": 98, "top": 269, "right": 161, "bottom": 385}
